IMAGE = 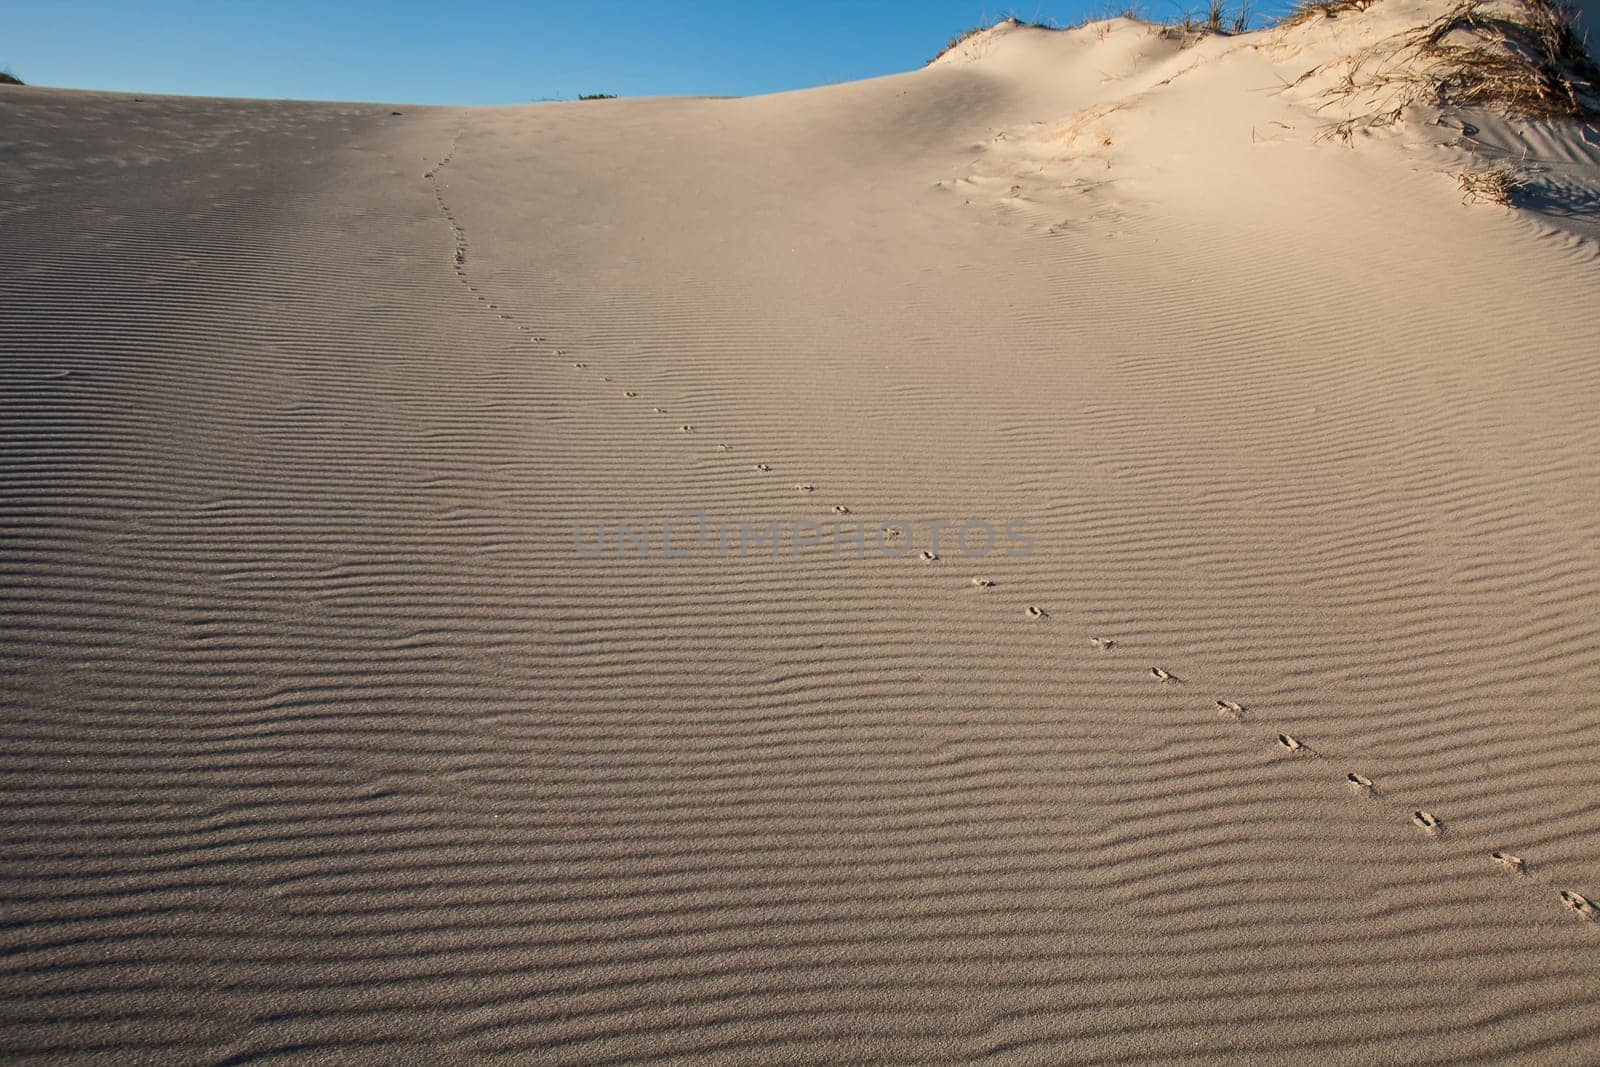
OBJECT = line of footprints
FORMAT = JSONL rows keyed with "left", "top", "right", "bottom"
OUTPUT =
{"left": 1134, "top": 660, "right": 1595, "bottom": 923}
{"left": 423, "top": 143, "right": 1596, "bottom": 930}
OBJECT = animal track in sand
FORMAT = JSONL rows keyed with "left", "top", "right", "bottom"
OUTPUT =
{"left": 1159, "top": 660, "right": 1592, "bottom": 925}
{"left": 427, "top": 131, "right": 799, "bottom": 543}
{"left": 1346, "top": 772, "right": 1377, "bottom": 796}
{"left": 1492, "top": 850, "right": 1528, "bottom": 874}
{"left": 1113, "top": 641, "right": 1600, "bottom": 925}
{"left": 1560, "top": 890, "right": 1596, "bottom": 920}
{"left": 428, "top": 133, "right": 1594, "bottom": 933}
{"left": 1215, "top": 700, "right": 1246, "bottom": 721}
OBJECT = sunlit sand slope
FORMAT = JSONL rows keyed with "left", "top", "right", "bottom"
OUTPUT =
{"left": 3, "top": 4, "right": 1599, "bottom": 1060}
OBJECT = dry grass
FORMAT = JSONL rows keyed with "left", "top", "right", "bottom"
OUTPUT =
{"left": 1419, "top": 0, "right": 1599, "bottom": 114}
{"left": 929, "top": 18, "right": 1056, "bottom": 63}
{"left": 1458, "top": 164, "right": 1530, "bottom": 202}
{"left": 935, "top": 4, "right": 1253, "bottom": 62}
{"left": 932, "top": 25, "right": 989, "bottom": 62}
{"left": 1282, "top": 0, "right": 1379, "bottom": 28}
{"left": 1157, "top": 0, "right": 1254, "bottom": 43}
{"left": 1208, "top": 0, "right": 1253, "bottom": 32}
{"left": 1299, "top": 0, "right": 1600, "bottom": 141}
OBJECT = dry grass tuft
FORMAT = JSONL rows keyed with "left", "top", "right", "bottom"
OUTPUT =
{"left": 1300, "top": 0, "right": 1600, "bottom": 141}
{"left": 929, "top": 18, "right": 1051, "bottom": 63}
{"left": 1283, "top": 0, "right": 1379, "bottom": 28}
{"left": 1458, "top": 164, "right": 1530, "bottom": 202}
{"left": 932, "top": 25, "right": 989, "bottom": 62}
{"left": 936, "top": 2, "right": 1255, "bottom": 61}
{"left": 1158, "top": 0, "right": 1254, "bottom": 42}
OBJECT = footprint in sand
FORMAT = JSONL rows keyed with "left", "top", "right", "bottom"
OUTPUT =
{"left": 920, "top": 550, "right": 939, "bottom": 562}
{"left": 794, "top": 484, "right": 814, "bottom": 493}
{"left": 1215, "top": 700, "right": 1247, "bottom": 721}
{"left": 1346, "top": 772, "right": 1377, "bottom": 796}
{"left": 1276, "top": 733, "right": 1306, "bottom": 753}
{"left": 971, "top": 577, "right": 995, "bottom": 588}
{"left": 754, "top": 463, "right": 772, "bottom": 472}
{"left": 653, "top": 407, "right": 667, "bottom": 414}
{"left": 573, "top": 362, "right": 587, "bottom": 369}
{"left": 717, "top": 444, "right": 733, "bottom": 452}
{"left": 1491, "top": 850, "right": 1528, "bottom": 874}
{"left": 1411, "top": 810, "right": 1444, "bottom": 837}
{"left": 1149, "top": 667, "right": 1180, "bottom": 684}
{"left": 1090, "top": 636, "right": 1116, "bottom": 651}
{"left": 680, "top": 425, "right": 694, "bottom": 433}
{"left": 1026, "top": 606, "right": 1048, "bottom": 619}
{"left": 1559, "top": 890, "right": 1597, "bottom": 921}
{"left": 833, "top": 505, "right": 851, "bottom": 515}
{"left": 625, "top": 391, "right": 638, "bottom": 397}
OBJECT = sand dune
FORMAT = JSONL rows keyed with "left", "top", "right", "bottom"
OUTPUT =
{"left": 4, "top": 1, "right": 1600, "bottom": 1061}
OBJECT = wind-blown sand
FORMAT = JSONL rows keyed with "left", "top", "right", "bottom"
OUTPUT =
{"left": 4, "top": 1, "right": 1600, "bottom": 1061}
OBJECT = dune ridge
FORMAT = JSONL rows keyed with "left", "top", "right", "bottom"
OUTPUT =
{"left": 4, "top": 1, "right": 1600, "bottom": 1061}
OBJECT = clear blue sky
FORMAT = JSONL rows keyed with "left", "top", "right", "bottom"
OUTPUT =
{"left": 3, "top": 0, "right": 1284, "bottom": 105}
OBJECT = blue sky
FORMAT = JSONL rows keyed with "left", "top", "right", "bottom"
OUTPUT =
{"left": 3, "top": 0, "right": 1282, "bottom": 104}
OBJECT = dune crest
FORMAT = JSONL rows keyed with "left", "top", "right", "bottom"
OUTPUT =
{"left": 937, "top": 0, "right": 1599, "bottom": 242}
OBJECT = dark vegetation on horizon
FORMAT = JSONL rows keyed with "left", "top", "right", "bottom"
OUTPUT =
{"left": 0, "top": 69, "right": 23, "bottom": 86}
{"left": 578, "top": 93, "right": 618, "bottom": 100}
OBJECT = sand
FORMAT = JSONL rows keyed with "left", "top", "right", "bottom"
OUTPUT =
{"left": 3, "top": 1, "right": 1600, "bottom": 1061}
